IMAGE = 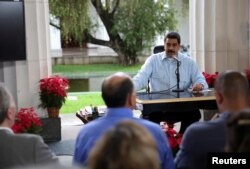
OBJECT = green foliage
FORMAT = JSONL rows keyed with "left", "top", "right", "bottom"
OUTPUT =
{"left": 113, "top": 0, "right": 175, "bottom": 43}
{"left": 25, "top": 123, "right": 42, "bottom": 135}
{"left": 181, "top": 0, "right": 189, "bottom": 17}
{"left": 49, "top": 0, "right": 178, "bottom": 65}
{"left": 113, "top": 0, "right": 176, "bottom": 52}
{"left": 49, "top": 0, "right": 89, "bottom": 43}
{"left": 39, "top": 93, "right": 66, "bottom": 109}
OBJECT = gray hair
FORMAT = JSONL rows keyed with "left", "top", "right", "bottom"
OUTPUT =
{"left": 0, "top": 83, "right": 13, "bottom": 123}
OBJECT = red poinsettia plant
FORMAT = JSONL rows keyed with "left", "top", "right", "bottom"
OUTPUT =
{"left": 245, "top": 69, "right": 250, "bottom": 81}
{"left": 160, "top": 121, "right": 182, "bottom": 155}
{"left": 202, "top": 72, "right": 219, "bottom": 88}
{"left": 12, "top": 107, "right": 42, "bottom": 134}
{"left": 39, "top": 75, "right": 69, "bottom": 109}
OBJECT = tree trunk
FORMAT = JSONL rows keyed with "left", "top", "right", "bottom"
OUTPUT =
{"left": 87, "top": 32, "right": 139, "bottom": 66}
{"left": 114, "top": 46, "right": 138, "bottom": 66}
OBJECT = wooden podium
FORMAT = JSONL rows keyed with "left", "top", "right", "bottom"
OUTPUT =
{"left": 136, "top": 89, "right": 217, "bottom": 119}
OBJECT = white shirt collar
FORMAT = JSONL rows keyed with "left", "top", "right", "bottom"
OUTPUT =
{"left": 161, "top": 52, "right": 180, "bottom": 61}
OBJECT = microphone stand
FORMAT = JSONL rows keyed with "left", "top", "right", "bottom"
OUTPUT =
{"left": 172, "top": 57, "right": 184, "bottom": 93}
{"left": 146, "top": 79, "right": 150, "bottom": 94}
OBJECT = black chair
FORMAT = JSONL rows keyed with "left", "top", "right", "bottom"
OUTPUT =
{"left": 153, "top": 45, "right": 164, "bottom": 54}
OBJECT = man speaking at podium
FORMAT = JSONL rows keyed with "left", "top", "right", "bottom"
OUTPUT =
{"left": 133, "top": 32, "right": 208, "bottom": 134}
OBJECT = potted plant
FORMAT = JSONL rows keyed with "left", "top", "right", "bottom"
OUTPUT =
{"left": 160, "top": 121, "right": 182, "bottom": 156}
{"left": 39, "top": 75, "right": 69, "bottom": 118}
{"left": 245, "top": 69, "right": 250, "bottom": 84}
{"left": 12, "top": 107, "right": 42, "bottom": 134}
{"left": 202, "top": 72, "right": 219, "bottom": 88}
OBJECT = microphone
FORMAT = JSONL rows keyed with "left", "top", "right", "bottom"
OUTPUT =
{"left": 173, "top": 56, "right": 180, "bottom": 62}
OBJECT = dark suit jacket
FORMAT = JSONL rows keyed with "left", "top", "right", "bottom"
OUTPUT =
{"left": 0, "top": 128, "right": 58, "bottom": 169}
{"left": 175, "top": 112, "right": 229, "bottom": 169}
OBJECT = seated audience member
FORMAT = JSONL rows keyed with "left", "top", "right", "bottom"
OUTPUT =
{"left": 73, "top": 72, "right": 174, "bottom": 169}
{"left": 87, "top": 120, "right": 160, "bottom": 169}
{"left": 175, "top": 70, "right": 250, "bottom": 169}
{"left": 225, "top": 109, "right": 250, "bottom": 152}
{"left": 0, "top": 83, "right": 58, "bottom": 169}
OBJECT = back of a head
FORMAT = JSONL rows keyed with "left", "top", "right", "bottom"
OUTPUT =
{"left": 214, "top": 70, "right": 249, "bottom": 102}
{"left": 101, "top": 72, "right": 134, "bottom": 108}
{"left": 226, "top": 109, "right": 250, "bottom": 152}
{"left": 0, "top": 83, "right": 12, "bottom": 124}
{"left": 87, "top": 120, "right": 160, "bottom": 169}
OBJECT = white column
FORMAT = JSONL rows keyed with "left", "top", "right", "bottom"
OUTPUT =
{"left": 190, "top": 0, "right": 250, "bottom": 73}
{"left": 204, "top": 0, "right": 216, "bottom": 73}
{"left": 50, "top": 16, "right": 63, "bottom": 58}
{"left": 0, "top": 0, "right": 51, "bottom": 114}
{"left": 174, "top": 0, "right": 190, "bottom": 45}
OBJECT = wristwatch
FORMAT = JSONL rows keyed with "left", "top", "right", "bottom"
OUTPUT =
{"left": 200, "top": 84, "right": 204, "bottom": 90}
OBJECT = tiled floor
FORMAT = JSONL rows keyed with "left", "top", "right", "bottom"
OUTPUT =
{"left": 54, "top": 114, "right": 82, "bottom": 167}
{"left": 61, "top": 113, "right": 83, "bottom": 140}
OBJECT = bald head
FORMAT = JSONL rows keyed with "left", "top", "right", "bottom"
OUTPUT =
{"left": 102, "top": 72, "right": 134, "bottom": 108}
{"left": 214, "top": 70, "right": 249, "bottom": 102}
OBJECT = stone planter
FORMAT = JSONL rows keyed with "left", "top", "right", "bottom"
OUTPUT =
{"left": 40, "top": 117, "right": 61, "bottom": 142}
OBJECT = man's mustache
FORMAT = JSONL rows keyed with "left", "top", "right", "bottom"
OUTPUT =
{"left": 167, "top": 50, "right": 175, "bottom": 53}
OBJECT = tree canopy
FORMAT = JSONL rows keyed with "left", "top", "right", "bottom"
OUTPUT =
{"left": 49, "top": 0, "right": 177, "bottom": 65}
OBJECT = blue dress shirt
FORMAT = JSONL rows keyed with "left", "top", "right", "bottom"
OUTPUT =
{"left": 133, "top": 52, "right": 208, "bottom": 91}
{"left": 73, "top": 108, "right": 175, "bottom": 169}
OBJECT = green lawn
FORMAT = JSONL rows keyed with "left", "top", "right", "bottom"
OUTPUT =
{"left": 53, "top": 63, "right": 142, "bottom": 76}
{"left": 61, "top": 92, "right": 104, "bottom": 114}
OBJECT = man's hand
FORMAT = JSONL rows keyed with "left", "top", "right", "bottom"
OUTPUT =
{"left": 192, "top": 83, "right": 204, "bottom": 91}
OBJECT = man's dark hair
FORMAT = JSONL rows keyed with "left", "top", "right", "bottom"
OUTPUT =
{"left": 214, "top": 70, "right": 249, "bottom": 101}
{"left": 101, "top": 77, "right": 134, "bottom": 108}
{"left": 164, "top": 32, "right": 181, "bottom": 44}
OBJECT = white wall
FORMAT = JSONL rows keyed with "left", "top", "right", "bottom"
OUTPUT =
{"left": 0, "top": 0, "right": 51, "bottom": 115}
